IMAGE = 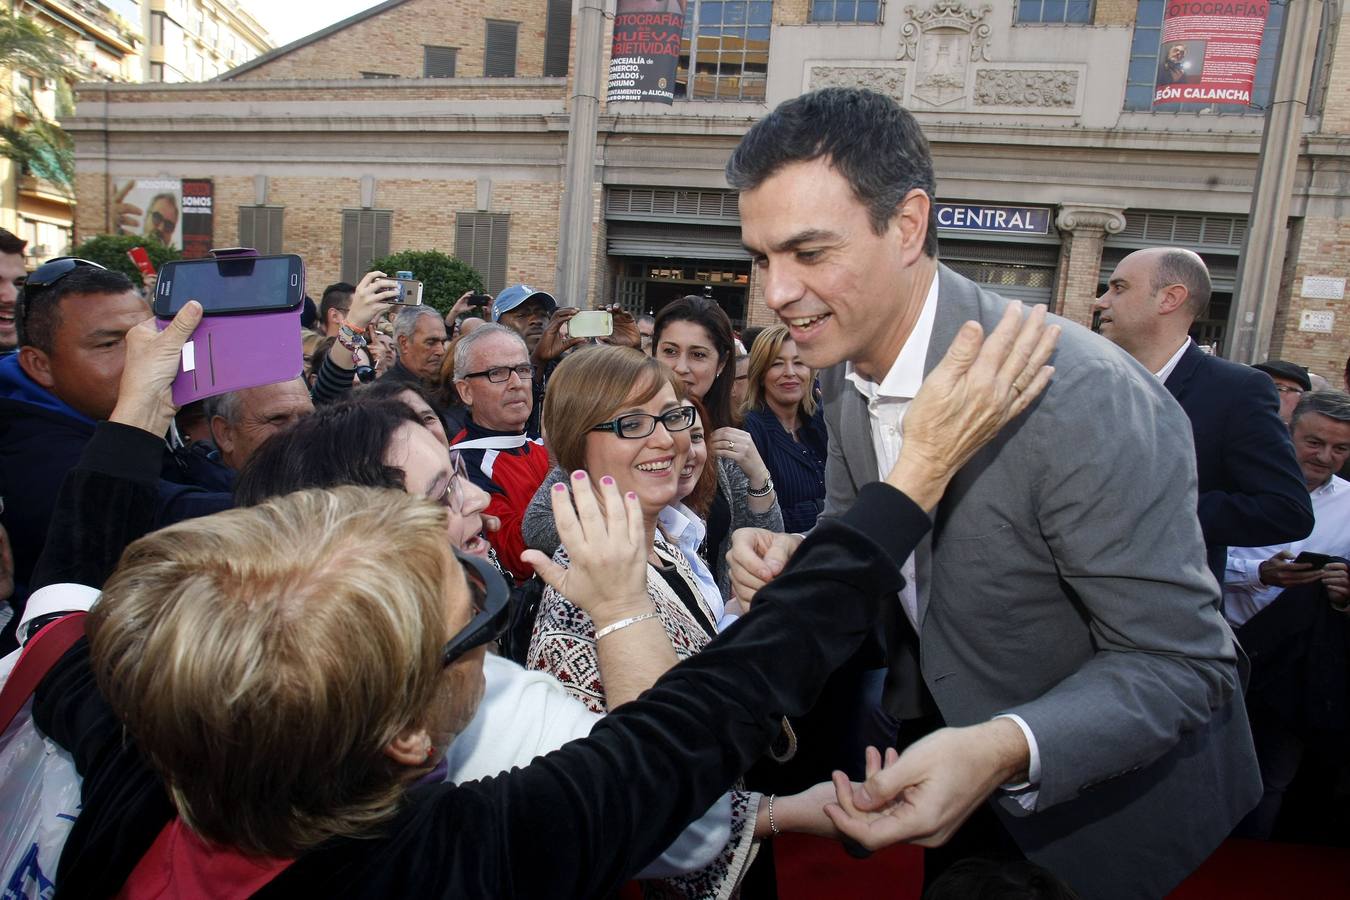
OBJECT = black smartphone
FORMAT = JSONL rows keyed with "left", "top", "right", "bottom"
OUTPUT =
{"left": 467, "top": 293, "right": 493, "bottom": 307}
{"left": 153, "top": 254, "right": 305, "bottom": 317}
{"left": 1293, "top": 551, "right": 1334, "bottom": 570}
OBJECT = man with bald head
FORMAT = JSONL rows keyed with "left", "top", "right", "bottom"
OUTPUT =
{"left": 1095, "top": 247, "right": 1312, "bottom": 584}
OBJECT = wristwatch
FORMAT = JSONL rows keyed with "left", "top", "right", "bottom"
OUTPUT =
{"left": 747, "top": 475, "right": 774, "bottom": 498}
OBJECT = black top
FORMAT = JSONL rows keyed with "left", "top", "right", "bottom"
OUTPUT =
{"left": 33, "top": 420, "right": 930, "bottom": 898}
{"left": 743, "top": 406, "right": 829, "bottom": 534}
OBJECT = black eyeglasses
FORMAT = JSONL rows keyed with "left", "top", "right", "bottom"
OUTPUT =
{"left": 442, "top": 548, "right": 510, "bottom": 667}
{"left": 462, "top": 363, "right": 535, "bottom": 383}
{"left": 591, "top": 405, "right": 696, "bottom": 440}
{"left": 15, "top": 257, "right": 106, "bottom": 346}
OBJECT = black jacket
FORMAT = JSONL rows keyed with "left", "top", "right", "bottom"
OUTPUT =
{"left": 1165, "top": 342, "right": 1314, "bottom": 583}
{"left": 34, "top": 420, "right": 929, "bottom": 898}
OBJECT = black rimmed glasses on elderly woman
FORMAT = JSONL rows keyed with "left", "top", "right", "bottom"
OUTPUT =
{"left": 591, "top": 404, "right": 696, "bottom": 440}
{"left": 15, "top": 257, "right": 106, "bottom": 346}
{"left": 441, "top": 547, "right": 510, "bottom": 667}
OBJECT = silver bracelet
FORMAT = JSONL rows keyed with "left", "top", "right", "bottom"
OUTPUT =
{"left": 747, "top": 475, "right": 774, "bottom": 498}
{"left": 594, "top": 612, "right": 659, "bottom": 640}
{"left": 767, "top": 794, "right": 780, "bottom": 835}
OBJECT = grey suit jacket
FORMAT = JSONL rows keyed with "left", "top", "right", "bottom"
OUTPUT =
{"left": 817, "top": 264, "right": 1261, "bottom": 899}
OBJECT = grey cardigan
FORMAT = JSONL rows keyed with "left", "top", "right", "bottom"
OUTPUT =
{"left": 522, "top": 458, "right": 783, "bottom": 598}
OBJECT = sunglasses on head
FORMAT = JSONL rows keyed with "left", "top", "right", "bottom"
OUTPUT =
{"left": 15, "top": 257, "right": 107, "bottom": 346}
{"left": 442, "top": 547, "right": 510, "bottom": 667}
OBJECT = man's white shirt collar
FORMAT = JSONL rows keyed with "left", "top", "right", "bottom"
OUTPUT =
{"left": 845, "top": 270, "right": 940, "bottom": 400}
{"left": 1155, "top": 338, "right": 1192, "bottom": 384}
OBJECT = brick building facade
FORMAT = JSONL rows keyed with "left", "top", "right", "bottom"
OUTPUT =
{"left": 68, "top": 0, "right": 1350, "bottom": 379}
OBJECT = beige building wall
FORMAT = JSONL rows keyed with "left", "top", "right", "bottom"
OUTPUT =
{"left": 229, "top": 0, "right": 551, "bottom": 82}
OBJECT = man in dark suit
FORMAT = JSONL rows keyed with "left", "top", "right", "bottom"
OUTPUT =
{"left": 1094, "top": 247, "right": 1313, "bottom": 584}
{"left": 726, "top": 88, "right": 1260, "bottom": 899}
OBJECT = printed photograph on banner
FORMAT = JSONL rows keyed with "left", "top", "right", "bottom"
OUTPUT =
{"left": 607, "top": 0, "right": 687, "bottom": 105}
{"left": 111, "top": 178, "right": 183, "bottom": 248}
{"left": 1153, "top": 1, "right": 1269, "bottom": 107}
{"left": 179, "top": 179, "right": 215, "bottom": 260}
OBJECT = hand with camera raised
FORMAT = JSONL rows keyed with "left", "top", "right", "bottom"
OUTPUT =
{"left": 110, "top": 301, "right": 203, "bottom": 437}
{"left": 348, "top": 271, "right": 400, "bottom": 332}
{"left": 444, "top": 290, "right": 478, "bottom": 329}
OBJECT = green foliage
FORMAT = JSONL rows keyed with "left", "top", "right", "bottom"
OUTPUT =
{"left": 0, "top": 14, "right": 77, "bottom": 83}
{"left": 73, "top": 233, "right": 182, "bottom": 282}
{"left": 367, "top": 250, "right": 484, "bottom": 317}
{"left": 0, "top": 107, "right": 73, "bottom": 194}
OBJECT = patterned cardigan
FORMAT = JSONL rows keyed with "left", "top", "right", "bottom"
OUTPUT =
{"left": 526, "top": 537, "right": 762, "bottom": 900}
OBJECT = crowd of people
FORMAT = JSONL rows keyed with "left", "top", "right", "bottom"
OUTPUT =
{"left": 0, "top": 86, "right": 1347, "bottom": 899}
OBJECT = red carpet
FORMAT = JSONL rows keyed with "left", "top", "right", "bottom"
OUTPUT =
{"left": 771, "top": 835, "right": 1350, "bottom": 898}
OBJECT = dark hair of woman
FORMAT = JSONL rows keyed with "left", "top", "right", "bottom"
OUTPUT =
{"left": 357, "top": 377, "right": 439, "bottom": 410}
{"left": 683, "top": 395, "right": 719, "bottom": 520}
{"left": 651, "top": 295, "right": 738, "bottom": 431}
{"left": 233, "top": 400, "right": 419, "bottom": 507}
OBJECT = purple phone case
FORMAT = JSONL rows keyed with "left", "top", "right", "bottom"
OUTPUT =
{"left": 156, "top": 305, "right": 304, "bottom": 406}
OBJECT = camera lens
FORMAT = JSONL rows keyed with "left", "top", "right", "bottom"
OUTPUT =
{"left": 355, "top": 365, "right": 376, "bottom": 383}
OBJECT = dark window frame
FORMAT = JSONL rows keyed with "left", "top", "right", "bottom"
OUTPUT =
{"left": 341, "top": 209, "right": 393, "bottom": 284}
{"left": 455, "top": 212, "right": 510, "bottom": 294}
{"left": 808, "top": 0, "right": 883, "bottom": 24}
{"left": 1014, "top": 0, "right": 1094, "bottom": 25}
{"left": 423, "top": 44, "right": 457, "bottom": 78}
{"left": 484, "top": 19, "right": 519, "bottom": 77}
{"left": 237, "top": 205, "right": 284, "bottom": 255}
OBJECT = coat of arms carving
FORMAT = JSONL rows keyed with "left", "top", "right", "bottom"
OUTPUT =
{"left": 898, "top": 2, "right": 992, "bottom": 107}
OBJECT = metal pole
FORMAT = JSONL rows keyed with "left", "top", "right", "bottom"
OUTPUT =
{"left": 556, "top": 0, "right": 606, "bottom": 308}
{"left": 1227, "top": 0, "right": 1324, "bottom": 363}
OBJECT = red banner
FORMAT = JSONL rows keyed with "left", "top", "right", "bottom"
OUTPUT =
{"left": 1153, "top": 1, "right": 1269, "bottom": 106}
{"left": 607, "top": 0, "right": 687, "bottom": 105}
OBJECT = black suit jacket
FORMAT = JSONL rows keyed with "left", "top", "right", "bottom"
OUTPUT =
{"left": 1164, "top": 342, "right": 1313, "bottom": 583}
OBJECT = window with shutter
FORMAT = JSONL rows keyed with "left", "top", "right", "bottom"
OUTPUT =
{"left": 484, "top": 20, "right": 518, "bottom": 77}
{"left": 543, "top": 0, "right": 571, "bottom": 77}
{"left": 237, "top": 206, "right": 284, "bottom": 255}
{"left": 340, "top": 209, "right": 393, "bottom": 283}
{"left": 454, "top": 212, "right": 510, "bottom": 294}
{"left": 424, "top": 45, "right": 457, "bottom": 78}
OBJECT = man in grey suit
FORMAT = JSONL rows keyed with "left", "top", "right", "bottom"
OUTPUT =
{"left": 725, "top": 88, "right": 1260, "bottom": 899}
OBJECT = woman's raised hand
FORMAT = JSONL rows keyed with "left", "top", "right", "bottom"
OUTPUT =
{"left": 888, "top": 302, "right": 1059, "bottom": 509}
{"left": 519, "top": 471, "right": 653, "bottom": 630}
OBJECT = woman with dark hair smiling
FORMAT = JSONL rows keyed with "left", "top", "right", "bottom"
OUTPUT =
{"left": 651, "top": 296, "right": 782, "bottom": 596}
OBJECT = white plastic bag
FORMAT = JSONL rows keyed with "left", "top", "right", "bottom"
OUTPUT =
{"left": 0, "top": 699, "right": 82, "bottom": 899}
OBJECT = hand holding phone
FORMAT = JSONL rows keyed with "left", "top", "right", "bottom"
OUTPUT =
{"left": 1294, "top": 551, "right": 1334, "bottom": 570}
{"left": 468, "top": 294, "right": 493, "bottom": 308}
{"left": 567, "top": 309, "right": 613, "bottom": 339}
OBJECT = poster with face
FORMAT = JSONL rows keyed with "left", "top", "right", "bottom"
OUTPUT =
{"left": 1153, "top": 1, "right": 1269, "bottom": 106}
{"left": 112, "top": 177, "right": 183, "bottom": 248}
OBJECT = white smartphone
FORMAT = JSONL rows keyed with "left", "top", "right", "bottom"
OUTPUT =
{"left": 568, "top": 309, "right": 613, "bottom": 339}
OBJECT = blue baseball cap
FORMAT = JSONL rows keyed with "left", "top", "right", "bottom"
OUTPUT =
{"left": 492, "top": 284, "right": 557, "bottom": 321}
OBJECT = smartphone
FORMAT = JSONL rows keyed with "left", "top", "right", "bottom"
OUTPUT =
{"left": 1293, "top": 551, "right": 1334, "bottom": 569}
{"left": 568, "top": 309, "right": 613, "bottom": 339}
{"left": 126, "top": 247, "right": 156, "bottom": 277}
{"left": 153, "top": 254, "right": 304, "bottom": 317}
{"left": 384, "top": 277, "right": 424, "bottom": 306}
{"left": 467, "top": 293, "right": 493, "bottom": 307}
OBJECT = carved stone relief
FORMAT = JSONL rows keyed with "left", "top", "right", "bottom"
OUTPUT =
{"left": 808, "top": 66, "right": 906, "bottom": 102}
{"left": 974, "top": 70, "right": 1079, "bottom": 108}
{"left": 898, "top": 2, "right": 992, "bottom": 107}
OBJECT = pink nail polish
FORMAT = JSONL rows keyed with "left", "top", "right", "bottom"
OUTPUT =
{"left": 573, "top": 470, "right": 586, "bottom": 480}
{"left": 601, "top": 476, "right": 614, "bottom": 486}
{"left": 553, "top": 483, "right": 566, "bottom": 492}
{"left": 626, "top": 491, "right": 637, "bottom": 500}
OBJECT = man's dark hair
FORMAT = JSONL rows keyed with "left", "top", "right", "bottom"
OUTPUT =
{"left": 233, "top": 399, "right": 419, "bottom": 507}
{"left": 1291, "top": 390, "right": 1350, "bottom": 430}
{"left": 726, "top": 87, "right": 939, "bottom": 257}
{"left": 1151, "top": 248, "right": 1211, "bottom": 320}
{"left": 318, "top": 281, "right": 356, "bottom": 325}
{"left": 21, "top": 268, "right": 137, "bottom": 354}
{"left": 0, "top": 227, "right": 27, "bottom": 256}
{"left": 923, "top": 858, "right": 1081, "bottom": 900}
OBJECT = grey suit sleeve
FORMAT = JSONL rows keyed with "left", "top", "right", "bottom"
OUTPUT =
{"left": 818, "top": 375, "right": 861, "bottom": 525}
{"left": 1003, "top": 356, "right": 1240, "bottom": 812}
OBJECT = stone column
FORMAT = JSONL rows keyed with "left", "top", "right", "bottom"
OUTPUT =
{"left": 1053, "top": 204, "right": 1126, "bottom": 327}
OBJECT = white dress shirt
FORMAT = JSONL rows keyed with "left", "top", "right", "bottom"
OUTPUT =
{"left": 1223, "top": 474, "right": 1350, "bottom": 627}
{"left": 1154, "top": 337, "right": 1192, "bottom": 384}
{"left": 843, "top": 272, "right": 1042, "bottom": 799}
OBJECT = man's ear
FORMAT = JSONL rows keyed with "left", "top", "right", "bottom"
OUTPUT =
{"left": 17, "top": 346, "right": 55, "bottom": 391}
{"left": 455, "top": 379, "right": 474, "bottom": 408}
{"left": 209, "top": 416, "right": 234, "bottom": 456}
{"left": 383, "top": 724, "right": 432, "bottom": 768}
{"left": 1157, "top": 283, "right": 1190, "bottom": 317}
{"left": 891, "top": 188, "right": 932, "bottom": 268}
